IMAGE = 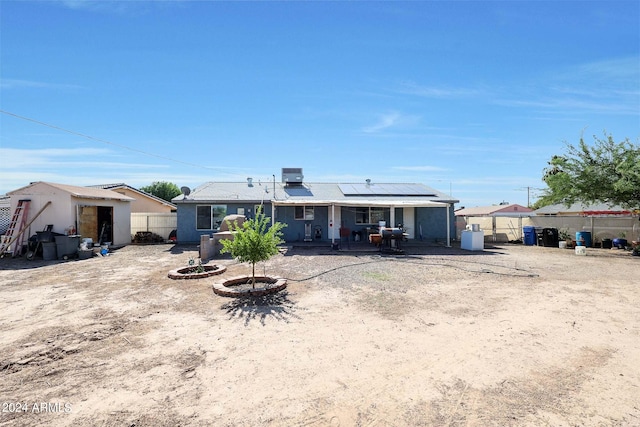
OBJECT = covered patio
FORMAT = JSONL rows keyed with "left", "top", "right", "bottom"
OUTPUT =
{"left": 271, "top": 199, "right": 454, "bottom": 249}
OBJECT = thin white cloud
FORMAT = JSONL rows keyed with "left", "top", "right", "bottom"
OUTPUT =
{"left": 58, "top": 0, "right": 181, "bottom": 14}
{"left": 391, "top": 165, "right": 449, "bottom": 172}
{"left": 0, "top": 79, "right": 83, "bottom": 90}
{"left": 0, "top": 145, "right": 271, "bottom": 194}
{"left": 361, "top": 111, "right": 422, "bottom": 134}
{"left": 495, "top": 56, "right": 640, "bottom": 115}
{"left": 494, "top": 96, "right": 638, "bottom": 115}
{"left": 396, "top": 81, "right": 486, "bottom": 99}
{"left": 362, "top": 112, "right": 402, "bottom": 133}
{"left": 61, "top": 0, "right": 134, "bottom": 12}
{"left": 1, "top": 147, "right": 109, "bottom": 157}
{"left": 574, "top": 57, "right": 640, "bottom": 81}
{"left": 0, "top": 147, "right": 170, "bottom": 171}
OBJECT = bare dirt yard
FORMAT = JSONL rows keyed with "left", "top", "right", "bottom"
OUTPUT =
{"left": 1, "top": 242, "right": 638, "bottom": 427}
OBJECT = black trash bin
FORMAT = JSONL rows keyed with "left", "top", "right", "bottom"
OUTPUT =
{"left": 540, "top": 228, "right": 559, "bottom": 247}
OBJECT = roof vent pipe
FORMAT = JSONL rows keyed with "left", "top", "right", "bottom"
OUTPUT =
{"left": 247, "top": 177, "right": 253, "bottom": 187}
{"left": 365, "top": 178, "right": 371, "bottom": 186}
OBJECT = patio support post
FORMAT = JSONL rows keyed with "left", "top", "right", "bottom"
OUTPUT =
{"left": 331, "top": 203, "right": 335, "bottom": 245}
{"left": 390, "top": 206, "right": 395, "bottom": 228}
{"left": 446, "top": 203, "right": 451, "bottom": 247}
{"left": 492, "top": 216, "right": 497, "bottom": 242}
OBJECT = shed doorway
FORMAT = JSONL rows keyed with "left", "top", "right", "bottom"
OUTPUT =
{"left": 78, "top": 205, "right": 113, "bottom": 244}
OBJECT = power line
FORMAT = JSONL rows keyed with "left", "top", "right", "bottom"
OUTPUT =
{"left": 516, "top": 186, "right": 543, "bottom": 207}
{"left": 0, "top": 109, "right": 243, "bottom": 177}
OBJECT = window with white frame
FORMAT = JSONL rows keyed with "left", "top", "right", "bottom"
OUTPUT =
{"left": 294, "top": 206, "right": 314, "bottom": 220}
{"left": 355, "top": 207, "right": 389, "bottom": 224}
{"left": 196, "top": 205, "right": 227, "bottom": 230}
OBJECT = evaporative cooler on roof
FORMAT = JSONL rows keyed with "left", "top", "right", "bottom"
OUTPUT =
{"left": 282, "top": 168, "right": 304, "bottom": 186}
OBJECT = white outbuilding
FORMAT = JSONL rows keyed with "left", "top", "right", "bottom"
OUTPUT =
{"left": 7, "top": 181, "right": 133, "bottom": 247}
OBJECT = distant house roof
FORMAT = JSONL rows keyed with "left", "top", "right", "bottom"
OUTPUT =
{"left": 534, "top": 202, "right": 636, "bottom": 216}
{"left": 173, "top": 181, "right": 457, "bottom": 207}
{"left": 455, "top": 204, "right": 533, "bottom": 217}
{"left": 91, "top": 183, "right": 176, "bottom": 209}
{"left": 8, "top": 181, "right": 134, "bottom": 201}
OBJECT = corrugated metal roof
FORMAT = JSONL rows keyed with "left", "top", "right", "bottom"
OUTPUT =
{"left": 90, "top": 183, "right": 176, "bottom": 208}
{"left": 174, "top": 182, "right": 273, "bottom": 203}
{"left": 173, "top": 181, "right": 457, "bottom": 206}
{"left": 534, "top": 202, "right": 633, "bottom": 215}
{"left": 455, "top": 204, "right": 533, "bottom": 217}
{"left": 338, "top": 183, "right": 437, "bottom": 196}
{"left": 9, "top": 182, "right": 134, "bottom": 201}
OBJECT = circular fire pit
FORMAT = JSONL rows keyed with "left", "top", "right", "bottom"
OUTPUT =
{"left": 213, "top": 276, "right": 287, "bottom": 297}
{"left": 168, "top": 264, "right": 226, "bottom": 280}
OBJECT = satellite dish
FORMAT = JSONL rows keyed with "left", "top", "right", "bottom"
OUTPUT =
{"left": 180, "top": 186, "right": 191, "bottom": 196}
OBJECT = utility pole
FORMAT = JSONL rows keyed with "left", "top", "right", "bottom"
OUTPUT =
{"left": 516, "top": 186, "right": 541, "bottom": 207}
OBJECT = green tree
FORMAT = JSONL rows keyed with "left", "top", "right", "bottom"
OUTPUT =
{"left": 140, "top": 181, "right": 181, "bottom": 203}
{"left": 219, "top": 208, "right": 287, "bottom": 288}
{"left": 539, "top": 133, "right": 640, "bottom": 210}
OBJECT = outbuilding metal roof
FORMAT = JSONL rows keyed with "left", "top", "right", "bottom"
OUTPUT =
{"left": 455, "top": 204, "right": 533, "bottom": 217}
{"left": 8, "top": 181, "right": 134, "bottom": 201}
{"left": 90, "top": 183, "right": 176, "bottom": 208}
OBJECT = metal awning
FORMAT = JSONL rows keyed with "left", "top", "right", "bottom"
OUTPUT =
{"left": 270, "top": 199, "right": 453, "bottom": 247}
{"left": 271, "top": 199, "right": 449, "bottom": 208}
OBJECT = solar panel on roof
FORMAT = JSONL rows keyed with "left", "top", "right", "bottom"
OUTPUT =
{"left": 338, "top": 183, "right": 436, "bottom": 196}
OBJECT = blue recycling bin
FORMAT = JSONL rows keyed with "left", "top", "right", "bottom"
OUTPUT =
{"left": 523, "top": 226, "right": 536, "bottom": 246}
{"left": 576, "top": 231, "right": 592, "bottom": 247}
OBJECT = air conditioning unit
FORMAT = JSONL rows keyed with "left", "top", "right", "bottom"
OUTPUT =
{"left": 282, "top": 168, "right": 303, "bottom": 185}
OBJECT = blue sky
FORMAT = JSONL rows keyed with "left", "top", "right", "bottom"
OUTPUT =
{"left": 1, "top": 1, "right": 638, "bottom": 207}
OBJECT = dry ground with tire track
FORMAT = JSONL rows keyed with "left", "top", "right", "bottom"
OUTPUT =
{"left": 1, "top": 243, "right": 639, "bottom": 426}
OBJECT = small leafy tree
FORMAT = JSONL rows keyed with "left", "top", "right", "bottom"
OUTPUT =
{"left": 140, "top": 181, "right": 181, "bottom": 203}
{"left": 539, "top": 133, "right": 640, "bottom": 210}
{"left": 219, "top": 208, "right": 286, "bottom": 288}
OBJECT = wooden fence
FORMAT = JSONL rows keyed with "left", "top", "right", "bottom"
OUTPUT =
{"left": 131, "top": 213, "right": 177, "bottom": 240}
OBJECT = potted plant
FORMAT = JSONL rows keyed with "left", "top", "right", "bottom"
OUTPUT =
{"left": 558, "top": 228, "right": 571, "bottom": 249}
{"left": 613, "top": 231, "right": 628, "bottom": 249}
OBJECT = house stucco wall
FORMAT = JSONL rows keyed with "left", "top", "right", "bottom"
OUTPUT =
{"left": 275, "top": 205, "right": 329, "bottom": 242}
{"left": 176, "top": 202, "right": 273, "bottom": 243}
{"left": 415, "top": 206, "right": 455, "bottom": 241}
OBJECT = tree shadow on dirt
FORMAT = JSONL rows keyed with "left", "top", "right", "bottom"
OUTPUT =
{"left": 219, "top": 291, "right": 302, "bottom": 326}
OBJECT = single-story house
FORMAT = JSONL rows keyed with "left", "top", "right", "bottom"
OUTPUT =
{"left": 173, "top": 168, "right": 459, "bottom": 245}
{"left": 90, "top": 183, "right": 176, "bottom": 213}
{"left": 6, "top": 181, "right": 133, "bottom": 247}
